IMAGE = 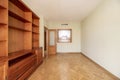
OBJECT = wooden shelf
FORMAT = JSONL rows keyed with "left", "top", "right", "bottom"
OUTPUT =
{"left": 32, "top": 13, "right": 39, "bottom": 19}
{"left": 9, "top": 11, "right": 30, "bottom": 23}
{"left": 9, "top": 1, "right": 32, "bottom": 23}
{"left": 32, "top": 32, "right": 39, "bottom": 34}
{"left": 0, "top": 57, "right": 8, "bottom": 66}
{"left": 32, "top": 47, "right": 41, "bottom": 50}
{"left": 32, "top": 15, "right": 39, "bottom": 27}
{"left": 32, "top": 47, "right": 40, "bottom": 49}
{"left": 32, "top": 46, "right": 39, "bottom": 48}
{"left": 9, "top": 16, "right": 32, "bottom": 32}
{"left": 0, "top": 40, "right": 7, "bottom": 42}
{"left": 9, "top": 0, "right": 31, "bottom": 12}
{"left": 32, "top": 27, "right": 39, "bottom": 33}
{"left": 0, "top": 0, "right": 8, "bottom": 9}
{"left": 32, "top": 21, "right": 39, "bottom": 27}
{"left": 33, "top": 34, "right": 39, "bottom": 37}
{"left": 8, "top": 50, "right": 32, "bottom": 61}
{"left": 9, "top": 53, "right": 34, "bottom": 66}
{"left": 0, "top": 5, "right": 7, "bottom": 9}
{"left": 32, "top": 40, "right": 39, "bottom": 42}
{"left": 32, "top": 23, "right": 39, "bottom": 27}
{"left": 9, "top": 26, "right": 31, "bottom": 32}
{"left": 0, "top": 23, "right": 7, "bottom": 25}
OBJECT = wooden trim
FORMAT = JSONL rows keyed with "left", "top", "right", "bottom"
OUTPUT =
{"left": 44, "top": 27, "right": 48, "bottom": 57}
{"left": 80, "top": 52, "right": 120, "bottom": 80}
{"left": 44, "top": 26, "right": 48, "bottom": 30}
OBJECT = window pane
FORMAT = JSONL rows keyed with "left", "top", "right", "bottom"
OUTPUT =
{"left": 58, "top": 29, "right": 72, "bottom": 43}
{"left": 50, "top": 31, "right": 55, "bottom": 45}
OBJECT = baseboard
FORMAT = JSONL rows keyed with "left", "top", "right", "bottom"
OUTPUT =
{"left": 81, "top": 52, "right": 120, "bottom": 80}
{"left": 57, "top": 52, "right": 81, "bottom": 54}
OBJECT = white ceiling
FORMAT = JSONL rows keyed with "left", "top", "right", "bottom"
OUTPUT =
{"left": 23, "top": 0, "right": 103, "bottom": 21}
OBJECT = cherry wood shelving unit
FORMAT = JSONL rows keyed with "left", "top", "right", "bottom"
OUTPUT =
{"left": 32, "top": 13, "right": 43, "bottom": 66}
{"left": 0, "top": 0, "right": 43, "bottom": 80}
{"left": 32, "top": 13, "right": 39, "bottom": 48}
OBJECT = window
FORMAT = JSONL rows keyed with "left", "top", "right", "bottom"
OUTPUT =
{"left": 57, "top": 29, "right": 72, "bottom": 43}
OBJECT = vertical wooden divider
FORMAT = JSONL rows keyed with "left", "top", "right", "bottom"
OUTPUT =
{"left": 0, "top": 0, "right": 8, "bottom": 56}
{"left": 0, "top": 0, "right": 8, "bottom": 80}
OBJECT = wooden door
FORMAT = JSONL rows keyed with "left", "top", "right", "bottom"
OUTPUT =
{"left": 48, "top": 29, "right": 56, "bottom": 55}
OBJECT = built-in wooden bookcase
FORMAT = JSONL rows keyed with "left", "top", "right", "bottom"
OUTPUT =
{"left": 32, "top": 13, "right": 39, "bottom": 49}
{"left": 32, "top": 13, "right": 43, "bottom": 66}
{"left": 8, "top": 0, "right": 32, "bottom": 54}
{"left": 0, "top": 0, "right": 42, "bottom": 80}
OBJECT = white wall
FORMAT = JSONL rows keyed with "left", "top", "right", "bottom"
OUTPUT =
{"left": 48, "top": 21, "right": 81, "bottom": 53}
{"left": 81, "top": 0, "right": 120, "bottom": 78}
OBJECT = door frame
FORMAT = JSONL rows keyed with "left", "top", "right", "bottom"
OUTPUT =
{"left": 48, "top": 29, "right": 57, "bottom": 55}
{"left": 44, "top": 27, "right": 48, "bottom": 57}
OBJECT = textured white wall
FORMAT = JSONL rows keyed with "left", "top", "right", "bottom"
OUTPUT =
{"left": 48, "top": 21, "right": 81, "bottom": 53}
{"left": 81, "top": 0, "right": 120, "bottom": 78}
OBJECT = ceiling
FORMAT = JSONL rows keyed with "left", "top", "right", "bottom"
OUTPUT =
{"left": 23, "top": 0, "right": 103, "bottom": 22}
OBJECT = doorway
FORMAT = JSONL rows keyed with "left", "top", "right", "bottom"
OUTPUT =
{"left": 44, "top": 27, "right": 48, "bottom": 58}
{"left": 48, "top": 29, "right": 57, "bottom": 55}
